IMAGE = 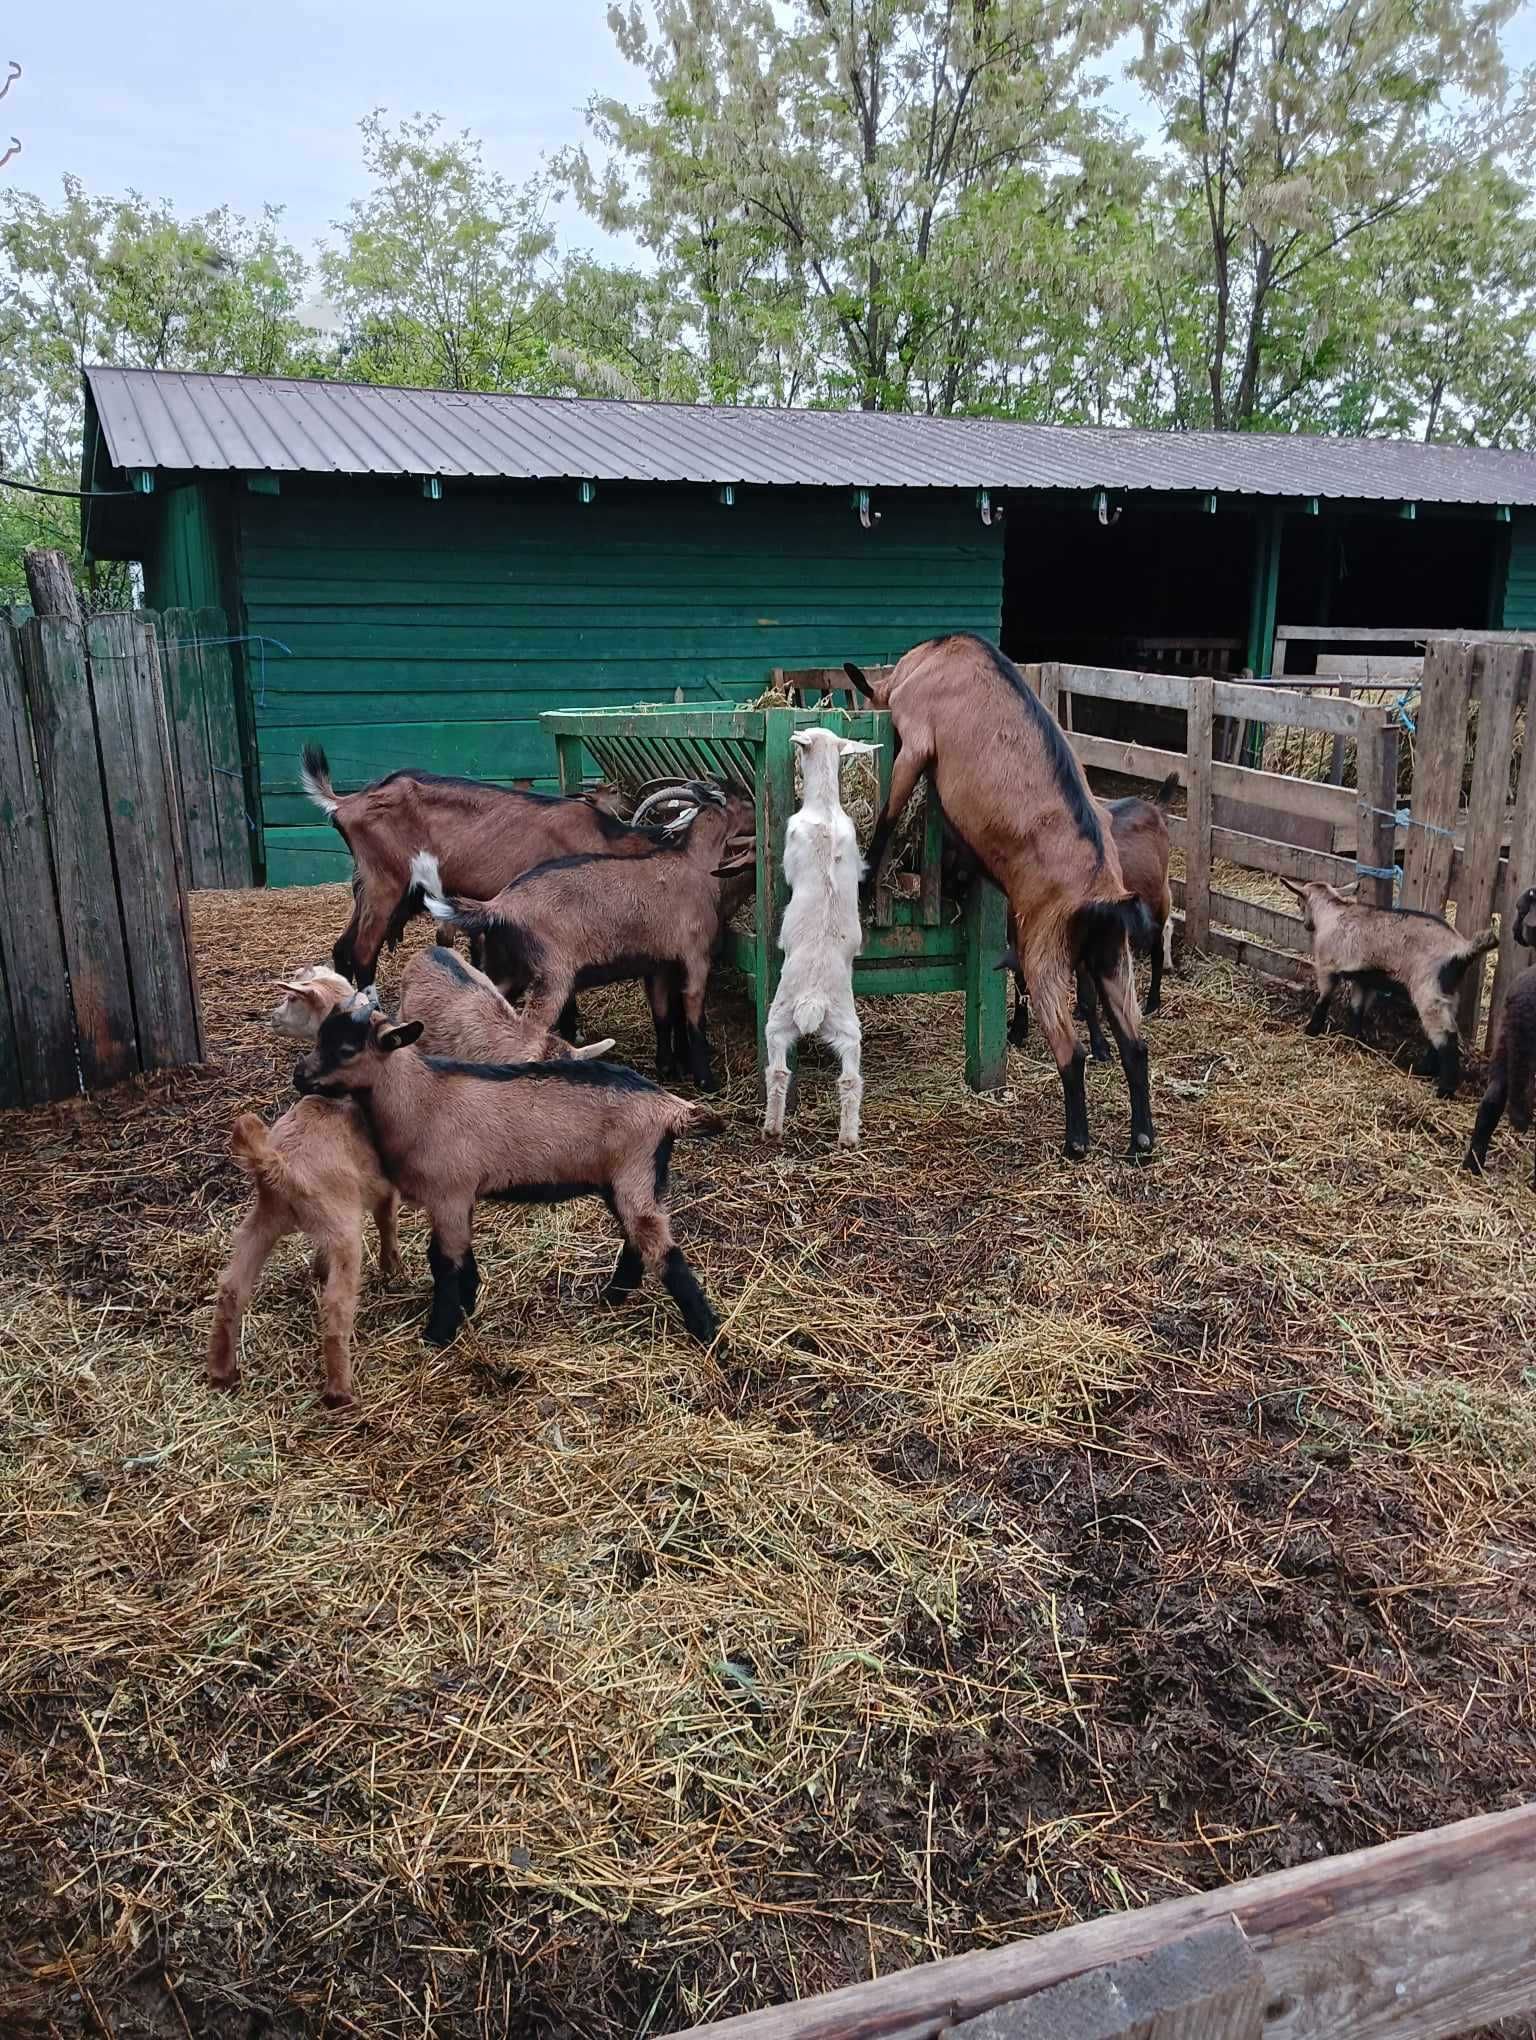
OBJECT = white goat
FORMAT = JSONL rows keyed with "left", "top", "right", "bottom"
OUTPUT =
{"left": 764, "top": 727, "right": 878, "bottom": 1145}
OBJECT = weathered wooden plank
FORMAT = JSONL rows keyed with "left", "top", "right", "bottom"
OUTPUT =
{"left": 194, "top": 607, "right": 256, "bottom": 886}
{"left": 1203, "top": 926, "right": 1314, "bottom": 987}
{"left": 158, "top": 607, "right": 221, "bottom": 886}
{"left": 1359, "top": 716, "right": 1402, "bottom": 913}
{"left": 86, "top": 614, "right": 204, "bottom": 1071}
{"left": 1209, "top": 828, "right": 1359, "bottom": 889}
{"left": 1315, "top": 655, "right": 1424, "bottom": 682}
{"left": 665, "top": 1803, "right": 1536, "bottom": 2040}
{"left": 1069, "top": 731, "right": 1190, "bottom": 786}
{"left": 19, "top": 617, "right": 138, "bottom": 1088}
{"left": 1183, "top": 677, "right": 1214, "bottom": 953}
{"left": 1208, "top": 758, "right": 1357, "bottom": 828}
{"left": 1486, "top": 700, "right": 1536, "bottom": 1046}
{"left": 1185, "top": 883, "right": 1307, "bottom": 955}
{"left": 1055, "top": 663, "right": 1193, "bottom": 712}
{"left": 1401, "top": 641, "right": 1475, "bottom": 914}
{"left": 0, "top": 619, "right": 78, "bottom": 1105}
{"left": 1212, "top": 681, "right": 1368, "bottom": 735}
{"left": 947, "top": 1923, "right": 1263, "bottom": 2040}
{"left": 1210, "top": 795, "right": 1336, "bottom": 857}
{"left": 1455, "top": 643, "right": 1526, "bottom": 1034}
{"left": 963, "top": 879, "right": 1008, "bottom": 1095}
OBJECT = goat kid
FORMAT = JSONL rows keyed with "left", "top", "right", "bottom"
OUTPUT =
{"left": 1464, "top": 886, "right": 1536, "bottom": 1180}
{"left": 210, "top": 970, "right": 401, "bottom": 1409}
{"left": 294, "top": 997, "right": 722, "bottom": 1349}
{"left": 846, "top": 637, "right": 1154, "bottom": 1160}
{"left": 1280, "top": 879, "right": 1497, "bottom": 1096}
{"left": 1007, "top": 775, "right": 1177, "bottom": 1058}
{"left": 269, "top": 952, "right": 617, "bottom": 1064}
{"left": 764, "top": 727, "right": 877, "bottom": 1145}
{"left": 412, "top": 787, "right": 755, "bottom": 1091}
{"left": 301, "top": 744, "right": 724, "bottom": 988}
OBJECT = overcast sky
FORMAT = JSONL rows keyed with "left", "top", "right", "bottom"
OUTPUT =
{"left": 5, "top": 0, "right": 1536, "bottom": 276}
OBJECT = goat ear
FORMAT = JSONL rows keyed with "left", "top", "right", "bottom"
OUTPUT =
{"left": 1278, "top": 878, "right": 1308, "bottom": 901}
{"left": 273, "top": 979, "right": 324, "bottom": 1004}
{"left": 839, "top": 739, "right": 880, "bottom": 758}
{"left": 790, "top": 729, "right": 816, "bottom": 750}
{"left": 377, "top": 1019, "right": 424, "bottom": 1052}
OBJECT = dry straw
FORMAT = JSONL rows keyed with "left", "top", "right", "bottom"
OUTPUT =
{"left": 1, "top": 883, "right": 1533, "bottom": 2036}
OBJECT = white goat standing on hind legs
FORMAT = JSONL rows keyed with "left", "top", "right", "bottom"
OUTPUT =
{"left": 764, "top": 727, "right": 879, "bottom": 1145}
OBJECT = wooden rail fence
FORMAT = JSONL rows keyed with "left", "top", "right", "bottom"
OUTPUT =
{"left": 0, "top": 578, "right": 205, "bottom": 1109}
{"left": 666, "top": 1800, "right": 1536, "bottom": 2040}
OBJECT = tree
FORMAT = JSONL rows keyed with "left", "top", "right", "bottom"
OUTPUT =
{"left": 323, "top": 112, "right": 554, "bottom": 390}
{"left": 574, "top": 0, "right": 1134, "bottom": 412}
{"left": 0, "top": 179, "right": 320, "bottom": 595}
{"left": 1130, "top": 0, "right": 1536, "bottom": 431}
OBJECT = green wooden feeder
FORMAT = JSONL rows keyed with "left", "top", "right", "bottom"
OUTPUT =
{"left": 540, "top": 697, "right": 1009, "bottom": 1093}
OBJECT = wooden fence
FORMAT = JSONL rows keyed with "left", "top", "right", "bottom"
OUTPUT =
{"left": 155, "top": 607, "right": 256, "bottom": 889}
{"left": 0, "top": 602, "right": 205, "bottom": 1109}
{"left": 666, "top": 1800, "right": 1536, "bottom": 2039}
{"left": 1044, "top": 650, "right": 1534, "bottom": 1049}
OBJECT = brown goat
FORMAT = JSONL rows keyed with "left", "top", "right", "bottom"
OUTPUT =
{"left": 1464, "top": 887, "right": 1536, "bottom": 1180}
{"left": 846, "top": 637, "right": 1154, "bottom": 1158}
{"left": 413, "top": 788, "right": 755, "bottom": 1091}
{"left": 399, "top": 945, "right": 617, "bottom": 1063}
{"left": 294, "top": 996, "right": 723, "bottom": 1348}
{"left": 301, "top": 745, "right": 720, "bottom": 989}
{"left": 1008, "top": 777, "right": 1177, "bottom": 1059}
{"left": 207, "top": 1101, "right": 401, "bottom": 1409}
{"left": 1280, "top": 879, "right": 1498, "bottom": 1096}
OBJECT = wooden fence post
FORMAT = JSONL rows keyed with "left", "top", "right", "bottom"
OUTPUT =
{"left": 87, "top": 613, "right": 205, "bottom": 1069}
{"left": 1455, "top": 643, "right": 1527, "bottom": 1037}
{"left": 0, "top": 617, "right": 77, "bottom": 1106}
{"left": 1357, "top": 709, "right": 1400, "bottom": 913}
{"left": 963, "top": 879, "right": 1009, "bottom": 1095}
{"left": 1183, "top": 676, "right": 1214, "bottom": 954}
{"left": 1401, "top": 641, "right": 1475, "bottom": 914}
{"left": 18, "top": 613, "right": 139, "bottom": 1089}
{"left": 1487, "top": 672, "right": 1536, "bottom": 1048}
{"left": 195, "top": 607, "right": 256, "bottom": 885}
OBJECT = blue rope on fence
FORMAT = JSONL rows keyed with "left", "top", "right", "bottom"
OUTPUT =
{"left": 161, "top": 631, "right": 293, "bottom": 710}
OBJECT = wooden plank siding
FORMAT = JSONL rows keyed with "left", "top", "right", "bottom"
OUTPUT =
{"left": 144, "top": 482, "right": 226, "bottom": 613}
{"left": 1500, "top": 509, "right": 1536, "bottom": 630}
{"left": 236, "top": 484, "right": 1002, "bottom": 885}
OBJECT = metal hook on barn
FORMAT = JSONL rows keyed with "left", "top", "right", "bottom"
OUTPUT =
{"left": 1093, "top": 489, "right": 1122, "bottom": 527}
{"left": 977, "top": 488, "right": 1003, "bottom": 529}
{"left": 851, "top": 487, "right": 880, "bottom": 531}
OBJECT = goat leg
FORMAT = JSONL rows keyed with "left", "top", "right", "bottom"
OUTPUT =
{"left": 1094, "top": 959, "right": 1156, "bottom": 1161}
{"left": 1305, "top": 972, "right": 1335, "bottom": 1036}
{"left": 318, "top": 1232, "right": 362, "bottom": 1410}
{"left": 1145, "top": 919, "right": 1168, "bottom": 1014}
{"left": 374, "top": 1192, "right": 402, "bottom": 1283}
{"left": 207, "top": 1204, "right": 287, "bottom": 1389}
{"left": 1075, "top": 966, "right": 1112, "bottom": 1063}
{"left": 1008, "top": 969, "right": 1029, "bottom": 1048}
{"left": 1463, "top": 1066, "right": 1508, "bottom": 1173}
{"left": 682, "top": 963, "right": 717, "bottom": 1092}
{"left": 425, "top": 1224, "right": 472, "bottom": 1346}
{"left": 859, "top": 746, "right": 929, "bottom": 914}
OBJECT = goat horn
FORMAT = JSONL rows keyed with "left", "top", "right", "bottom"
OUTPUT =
{"left": 633, "top": 785, "right": 699, "bottom": 825}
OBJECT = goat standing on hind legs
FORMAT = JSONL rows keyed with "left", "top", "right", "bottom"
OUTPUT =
{"left": 763, "top": 727, "right": 878, "bottom": 1146}
{"left": 845, "top": 638, "right": 1155, "bottom": 1160}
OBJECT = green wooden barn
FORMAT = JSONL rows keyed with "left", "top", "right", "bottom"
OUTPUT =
{"left": 81, "top": 366, "right": 1536, "bottom": 885}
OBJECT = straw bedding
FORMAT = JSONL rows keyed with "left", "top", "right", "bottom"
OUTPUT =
{"left": 2, "top": 883, "right": 1533, "bottom": 2039}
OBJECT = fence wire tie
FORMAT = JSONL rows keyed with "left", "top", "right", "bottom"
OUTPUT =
{"left": 1391, "top": 690, "right": 1419, "bottom": 734}
{"left": 162, "top": 631, "right": 293, "bottom": 712}
{"left": 211, "top": 764, "right": 260, "bottom": 835}
{"left": 1360, "top": 801, "right": 1458, "bottom": 842}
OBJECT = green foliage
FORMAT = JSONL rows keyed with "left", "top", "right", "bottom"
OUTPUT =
{"left": 321, "top": 112, "right": 555, "bottom": 391}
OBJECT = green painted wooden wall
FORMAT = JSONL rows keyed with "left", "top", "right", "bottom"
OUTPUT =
{"left": 232, "top": 482, "right": 1002, "bottom": 885}
{"left": 144, "top": 484, "right": 225, "bottom": 614}
{"left": 1500, "top": 510, "right": 1536, "bottom": 630}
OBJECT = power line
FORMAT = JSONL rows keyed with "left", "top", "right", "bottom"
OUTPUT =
{"left": 0, "top": 473, "right": 143, "bottom": 500}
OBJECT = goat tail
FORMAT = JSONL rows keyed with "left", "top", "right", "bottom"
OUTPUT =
{"left": 409, "top": 850, "right": 490, "bottom": 932}
{"left": 1438, "top": 925, "right": 1500, "bottom": 992}
{"left": 843, "top": 661, "right": 875, "bottom": 699}
{"left": 1074, "top": 895, "right": 1155, "bottom": 973}
{"left": 792, "top": 992, "right": 828, "bottom": 1035}
{"left": 301, "top": 743, "right": 339, "bottom": 819}
{"left": 1152, "top": 772, "right": 1181, "bottom": 809}
{"left": 230, "top": 1113, "right": 287, "bottom": 1193}
{"left": 675, "top": 1099, "right": 728, "bottom": 1138}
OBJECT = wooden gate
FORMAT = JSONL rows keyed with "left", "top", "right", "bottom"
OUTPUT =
{"left": 0, "top": 584, "right": 205, "bottom": 1110}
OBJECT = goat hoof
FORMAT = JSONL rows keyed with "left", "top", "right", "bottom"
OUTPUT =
{"left": 206, "top": 1368, "right": 239, "bottom": 1392}
{"left": 1127, "top": 1135, "right": 1155, "bottom": 1164}
{"left": 1143, "top": 996, "right": 1160, "bottom": 1016}
{"left": 423, "top": 1317, "right": 462, "bottom": 1348}
{"left": 1090, "top": 1044, "right": 1112, "bottom": 1065}
{"left": 1462, "top": 1151, "right": 1485, "bottom": 1175}
{"left": 1063, "top": 1140, "right": 1089, "bottom": 1161}
{"left": 322, "top": 1389, "right": 357, "bottom": 1411}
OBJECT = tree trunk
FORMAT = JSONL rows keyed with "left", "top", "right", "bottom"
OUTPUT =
{"left": 1232, "top": 243, "right": 1275, "bottom": 429}
{"left": 24, "top": 549, "right": 85, "bottom": 625}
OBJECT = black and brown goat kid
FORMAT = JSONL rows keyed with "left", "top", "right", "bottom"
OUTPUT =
{"left": 1464, "top": 886, "right": 1536, "bottom": 1181}
{"left": 413, "top": 787, "right": 755, "bottom": 1091}
{"left": 293, "top": 997, "right": 723, "bottom": 1349}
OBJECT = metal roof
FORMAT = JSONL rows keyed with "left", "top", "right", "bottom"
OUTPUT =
{"left": 83, "top": 365, "right": 1536, "bottom": 506}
